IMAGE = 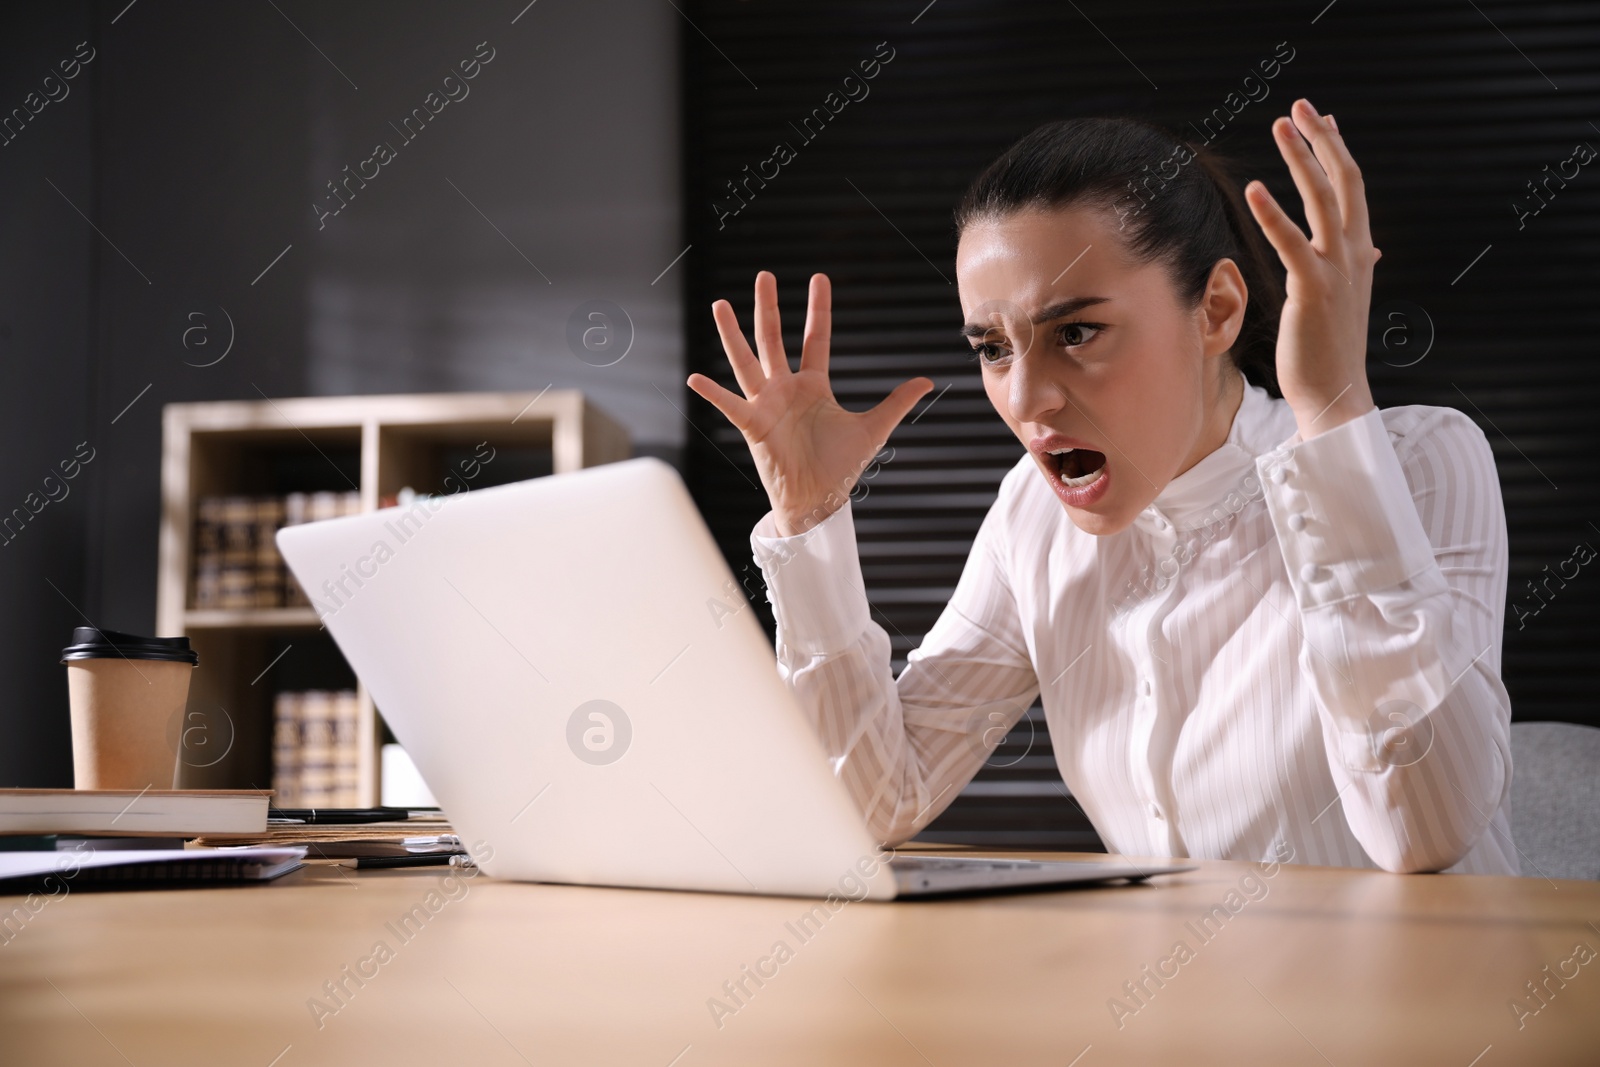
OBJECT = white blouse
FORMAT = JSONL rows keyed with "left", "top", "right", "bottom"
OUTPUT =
{"left": 750, "top": 374, "right": 1519, "bottom": 875}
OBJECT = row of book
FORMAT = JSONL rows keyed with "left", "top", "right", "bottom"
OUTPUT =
{"left": 193, "top": 490, "right": 438, "bottom": 610}
{"left": 192, "top": 492, "right": 362, "bottom": 610}
{"left": 272, "top": 689, "right": 362, "bottom": 808}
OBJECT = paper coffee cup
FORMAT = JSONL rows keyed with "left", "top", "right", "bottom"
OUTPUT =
{"left": 60, "top": 628, "right": 199, "bottom": 791}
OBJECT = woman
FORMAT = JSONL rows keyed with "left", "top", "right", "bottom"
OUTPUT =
{"left": 686, "top": 99, "right": 1516, "bottom": 875}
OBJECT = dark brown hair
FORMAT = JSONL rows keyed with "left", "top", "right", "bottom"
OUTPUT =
{"left": 954, "top": 116, "right": 1284, "bottom": 397}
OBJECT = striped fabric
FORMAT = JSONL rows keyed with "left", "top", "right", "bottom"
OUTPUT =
{"left": 750, "top": 374, "right": 1519, "bottom": 875}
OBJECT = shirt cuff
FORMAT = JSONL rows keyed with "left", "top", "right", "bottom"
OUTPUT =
{"left": 750, "top": 499, "right": 872, "bottom": 656}
{"left": 1255, "top": 406, "right": 1438, "bottom": 612}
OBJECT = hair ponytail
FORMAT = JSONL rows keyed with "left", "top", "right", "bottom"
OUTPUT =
{"left": 1188, "top": 143, "right": 1284, "bottom": 397}
{"left": 954, "top": 116, "right": 1285, "bottom": 397}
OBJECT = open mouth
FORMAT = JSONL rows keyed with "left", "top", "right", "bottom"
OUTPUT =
{"left": 1043, "top": 447, "right": 1108, "bottom": 487}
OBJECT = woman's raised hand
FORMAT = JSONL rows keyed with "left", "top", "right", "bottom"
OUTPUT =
{"left": 1244, "top": 98, "right": 1381, "bottom": 441}
{"left": 688, "top": 271, "right": 934, "bottom": 537}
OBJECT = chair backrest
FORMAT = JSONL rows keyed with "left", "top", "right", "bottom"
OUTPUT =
{"left": 1509, "top": 721, "right": 1600, "bottom": 881}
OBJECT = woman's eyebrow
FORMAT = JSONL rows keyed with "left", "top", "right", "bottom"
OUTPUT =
{"left": 958, "top": 295, "right": 1112, "bottom": 339}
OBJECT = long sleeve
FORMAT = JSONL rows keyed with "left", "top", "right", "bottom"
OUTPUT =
{"left": 1256, "top": 405, "right": 1516, "bottom": 873}
{"left": 750, "top": 495, "right": 1041, "bottom": 846}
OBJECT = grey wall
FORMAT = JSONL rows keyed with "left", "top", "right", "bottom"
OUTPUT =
{"left": 0, "top": 6, "right": 96, "bottom": 787}
{"left": 0, "top": 0, "right": 684, "bottom": 787}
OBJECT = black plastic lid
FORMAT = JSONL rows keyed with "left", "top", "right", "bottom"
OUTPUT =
{"left": 60, "top": 627, "right": 199, "bottom": 666}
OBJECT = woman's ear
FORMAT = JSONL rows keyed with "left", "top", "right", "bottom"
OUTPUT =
{"left": 1199, "top": 257, "right": 1249, "bottom": 361}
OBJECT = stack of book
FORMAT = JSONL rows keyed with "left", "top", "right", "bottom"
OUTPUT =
{"left": 0, "top": 789, "right": 304, "bottom": 891}
{"left": 192, "top": 491, "right": 361, "bottom": 609}
{"left": 272, "top": 690, "right": 362, "bottom": 807}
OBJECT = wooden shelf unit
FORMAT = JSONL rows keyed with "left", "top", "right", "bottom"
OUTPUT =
{"left": 156, "top": 390, "right": 630, "bottom": 802}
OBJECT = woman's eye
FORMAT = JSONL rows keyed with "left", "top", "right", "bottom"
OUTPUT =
{"left": 971, "top": 342, "right": 1013, "bottom": 366}
{"left": 1058, "top": 322, "right": 1102, "bottom": 347}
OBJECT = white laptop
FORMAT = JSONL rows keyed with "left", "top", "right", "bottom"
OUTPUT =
{"left": 275, "top": 457, "right": 1194, "bottom": 899}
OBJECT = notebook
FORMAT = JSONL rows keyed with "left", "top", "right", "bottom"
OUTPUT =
{"left": 0, "top": 846, "right": 306, "bottom": 893}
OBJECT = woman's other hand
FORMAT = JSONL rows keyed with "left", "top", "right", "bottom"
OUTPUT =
{"left": 1244, "top": 98, "right": 1381, "bottom": 440}
{"left": 688, "top": 270, "right": 934, "bottom": 537}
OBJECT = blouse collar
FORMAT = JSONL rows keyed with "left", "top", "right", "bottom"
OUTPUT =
{"left": 1133, "top": 372, "right": 1300, "bottom": 534}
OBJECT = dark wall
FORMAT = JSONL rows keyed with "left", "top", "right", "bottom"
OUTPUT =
{"left": 0, "top": 0, "right": 684, "bottom": 787}
{"left": 0, "top": 6, "right": 96, "bottom": 787}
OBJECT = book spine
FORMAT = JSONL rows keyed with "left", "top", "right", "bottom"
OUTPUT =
{"left": 299, "top": 691, "right": 336, "bottom": 807}
{"left": 333, "top": 690, "right": 360, "bottom": 807}
{"left": 282, "top": 492, "right": 311, "bottom": 607}
{"left": 254, "top": 496, "right": 287, "bottom": 608}
{"left": 218, "top": 496, "right": 257, "bottom": 609}
{"left": 271, "top": 691, "right": 302, "bottom": 808}
{"left": 192, "top": 497, "right": 223, "bottom": 609}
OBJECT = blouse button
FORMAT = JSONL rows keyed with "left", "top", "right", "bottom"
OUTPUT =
{"left": 1140, "top": 678, "right": 1153, "bottom": 696}
{"left": 1271, "top": 466, "right": 1289, "bottom": 484}
{"left": 1300, "top": 562, "right": 1323, "bottom": 583}
{"left": 1287, "top": 513, "right": 1306, "bottom": 531}
{"left": 1149, "top": 802, "right": 1163, "bottom": 820}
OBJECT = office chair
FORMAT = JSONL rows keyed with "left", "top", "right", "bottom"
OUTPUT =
{"left": 1508, "top": 721, "right": 1600, "bottom": 881}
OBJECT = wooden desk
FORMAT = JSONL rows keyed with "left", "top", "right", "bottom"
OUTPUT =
{"left": 3, "top": 849, "right": 1596, "bottom": 1065}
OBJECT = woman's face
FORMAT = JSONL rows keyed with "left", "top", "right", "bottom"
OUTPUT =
{"left": 955, "top": 203, "right": 1248, "bottom": 536}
